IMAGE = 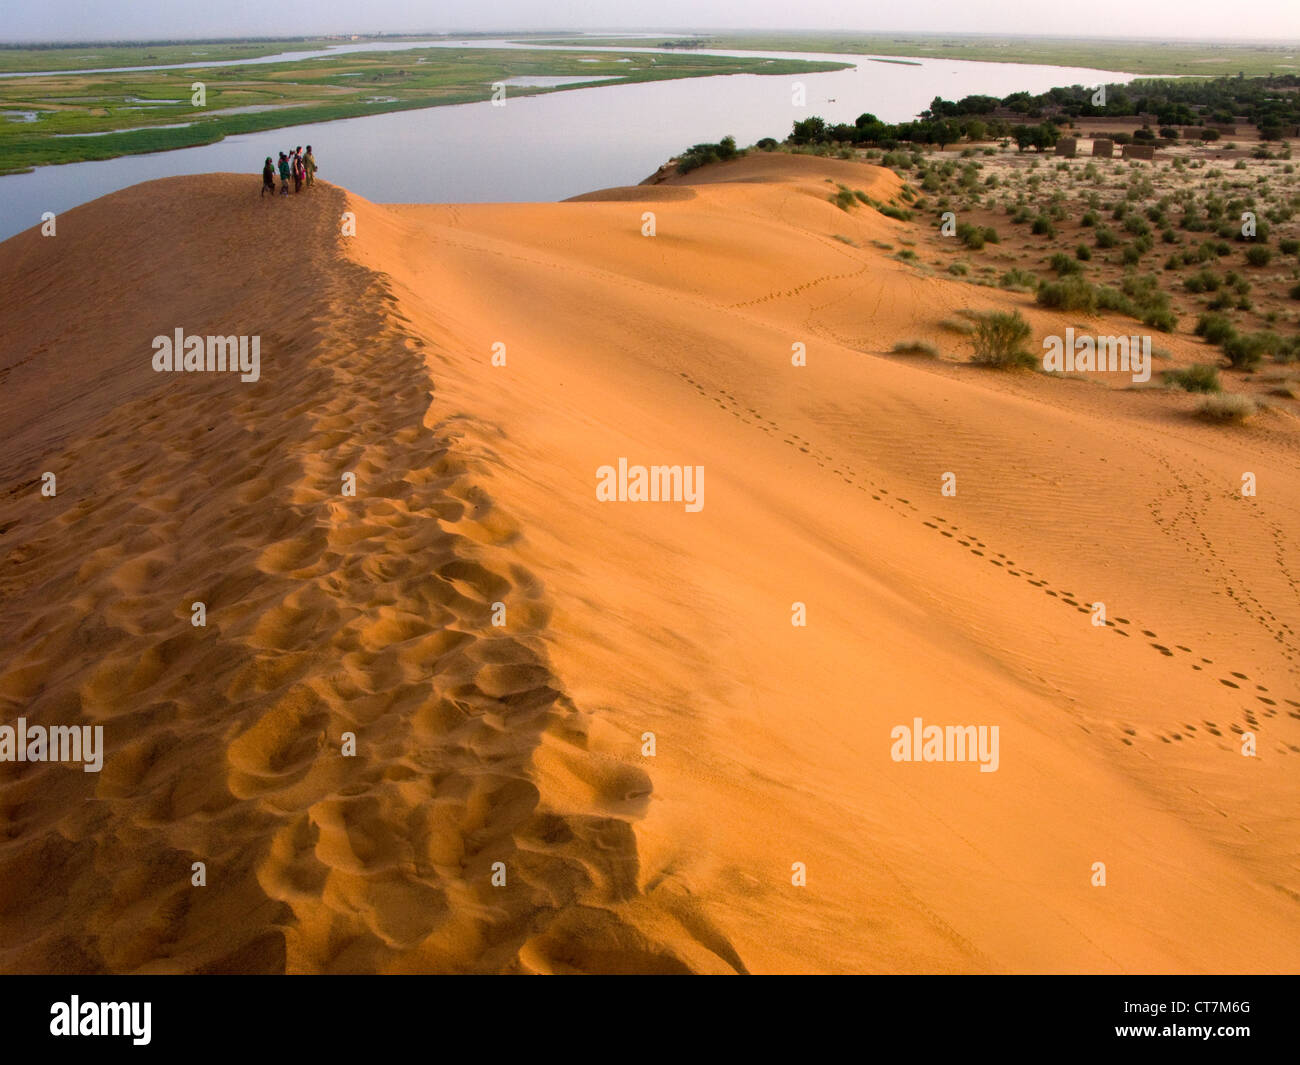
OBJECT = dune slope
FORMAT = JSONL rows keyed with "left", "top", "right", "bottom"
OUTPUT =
{"left": 0, "top": 157, "right": 1296, "bottom": 973}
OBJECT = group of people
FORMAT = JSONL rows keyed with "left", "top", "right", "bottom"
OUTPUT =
{"left": 262, "top": 145, "right": 317, "bottom": 197}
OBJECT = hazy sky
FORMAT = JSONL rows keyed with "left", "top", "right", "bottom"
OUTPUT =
{"left": 3, "top": 1, "right": 1298, "bottom": 43}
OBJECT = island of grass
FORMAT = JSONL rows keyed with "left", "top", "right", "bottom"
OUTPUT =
{"left": 0, "top": 36, "right": 351, "bottom": 74}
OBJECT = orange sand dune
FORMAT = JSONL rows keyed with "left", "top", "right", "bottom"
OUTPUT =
{"left": 0, "top": 155, "right": 1297, "bottom": 974}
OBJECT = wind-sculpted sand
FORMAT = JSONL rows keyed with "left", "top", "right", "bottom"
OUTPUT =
{"left": 0, "top": 155, "right": 1297, "bottom": 973}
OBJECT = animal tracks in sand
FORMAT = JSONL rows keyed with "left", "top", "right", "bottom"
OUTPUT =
{"left": 675, "top": 367, "right": 1300, "bottom": 760}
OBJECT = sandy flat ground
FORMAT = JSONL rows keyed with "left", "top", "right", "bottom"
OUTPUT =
{"left": 0, "top": 154, "right": 1296, "bottom": 973}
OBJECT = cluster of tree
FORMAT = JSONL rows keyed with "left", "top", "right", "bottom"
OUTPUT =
{"left": 790, "top": 113, "right": 1012, "bottom": 149}
{"left": 923, "top": 75, "right": 1300, "bottom": 140}
{"left": 676, "top": 135, "right": 740, "bottom": 173}
{"left": 783, "top": 73, "right": 1300, "bottom": 152}
{"left": 788, "top": 112, "right": 1063, "bottom": 152}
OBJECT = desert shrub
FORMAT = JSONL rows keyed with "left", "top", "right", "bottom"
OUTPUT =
{"left": 1197, "top": 393, "right": 1256, "bottom": 423}
{"left": 1164, "top": 364, "right": 1222, "bottom": 393}
{"left": 756, "top": 137, "right": 778, "bottom": 151}
{"left": 1095, "top": 227, "right": 1118, "bottom": 249}
{"left": 1273, "top": 336, "right": 1300, "bottom": 364}
{"left": 1184, "top": 269, "right": 1221, "bottom": 293}
{"left": 1037, "top": 276, "right": 1097, "bottom": 312}
{"left": 1081, "top": 210, "right": 1100, "bottom": 227}
{"left": 1076, "top": 244, "right": 1092, "bottom": 261}
{"left": 971, "top": 311, "right": 1036, "bottom": 368}
{"left": 1195, "top": 313, "right": 1237, "bottom": 345}
{"left": 938, "top": 318, "right": 975, "bottom": 335}
{"left": 1000, "top": 268, "right": 1037, "bottom": 291}
{"left": 1031, "top": 215, "right": 1056, "bottom": 237}
{"left": 1096, "top": 286, "right": 1137, "bottom": 316}
{"left": 1050, "top": 252, "right": 1082, "bottom": 276}
{"left": 1289, "top": 281, "right": 1300, "bottom": 300}
{"left": 1280, "top": 238, "right": 1300, "bottom": 255}
{"left": 1244, "top": 246, "right": 1272, "bottom": 267}
{"left": 1143, "top": 304, "right": 1178, "bottom": 332}
{"left": 956, "top": 221, "right": 984, "bottom": 249}
{"left": 1117, "top": 274, "right": 1177, "bottom": 331}
{"left": 1124, "top": 215, "right": 1151, "bottom": 237}
{"left": 892, "top": 340, "right": 939, "bottom": 356}
{"left": 1222, "top": 332, "right": 1269, "bottom": 370}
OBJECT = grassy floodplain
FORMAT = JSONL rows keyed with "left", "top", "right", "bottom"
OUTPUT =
{"left": 528, "top": 33, "right": 1300, "bottom": 78}
{"left": 0, "top": 38, "right": 353, "bottom": 74}
{"left": 0, "top": 45, "right": 849, "bottom": 174}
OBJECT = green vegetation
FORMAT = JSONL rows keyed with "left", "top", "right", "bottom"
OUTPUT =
{"left": 1197, "top": 393, "right": 1257, "bottom": 423}
{"left": 787, "top": 76, "right": 1300, "bottom": 163}
{"left": 892, "top": 340, "right": 940, "bottom": 356}
{"left": 999, "top": 268, "right": 1037, "bottom": 291}
{"left": 1037, "top": 276, "right": 1096, "bottom": 311}
{"left": 970, "top": 310, "right": 1036, "bottom": 369}
{"left": 1164, "top": 364, "right": 1222, "bottom": 393}
{"left": 1033, "top": 274, "right": 1177, "bottom": 331}
{"left": 678, "top": 136, "right": 740, "bottom": 174}
{"left": 0, "top": 36, "right": 343, "bottom": 74}
{"left": 1223, "top": 331, "right": 1284, "bottom": 370}
{"left": 955, "top": 221, "right": 999, "bottom": 249}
